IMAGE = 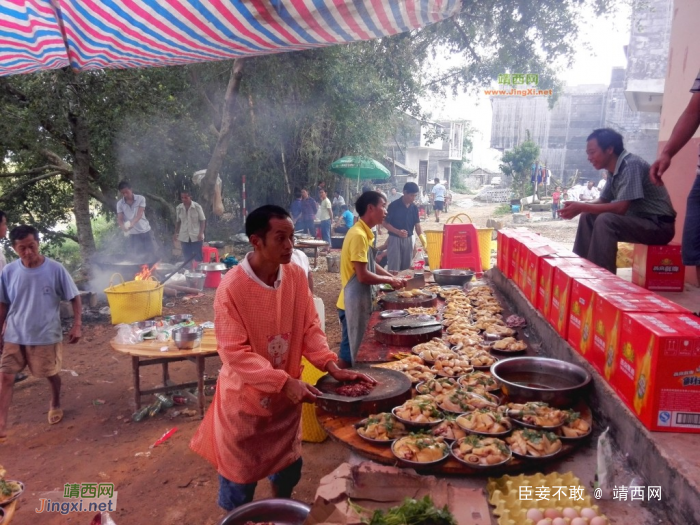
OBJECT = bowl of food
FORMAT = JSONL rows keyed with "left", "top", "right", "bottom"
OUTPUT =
{"left": 506, "top": 402, "right": 567, "bottom": 430}
{"left": 355, "top": 412, "right": 408, "bottom": 444}
{"left": 556, "top": 409, "right": 593, "bottom": 440}
{"left": 436, "top": 390, "right": 499, "bottom": 414}
{"left": 0, "top": 480, "right": 24, "bottom": 506}
{"left": 457, "top": 371, "right": 500, "bottom": 392}
{"left": 430, "top": 414, "right": 468, "bottom": 442}
{"left": 415, "top": 377, "right": 459, "bottom": 396}
{"left": 450, "top": 435, "right": 512, "bottom": 469}
{"left": 391, "top": 434, "right": 449, "bottom": 466}
{"left": 456, "top": 408, "right": 513, "bottom": 437}
{"left": 172, "top": 326, "right": 203, "bottom": 350}
{"left": 491, "top": 357, "right": 592, "bottom": 408}
{"left": 392, "top": 397, "right": 444, "bottom": 428}
{"left": 506, "top": 429, "right": 563, "bottom": 459}
{"left": 432, "top": 269, "right": 474, "bottom": 287}
{"left": 218, "top": 498, "right": 310, "bottom": 525}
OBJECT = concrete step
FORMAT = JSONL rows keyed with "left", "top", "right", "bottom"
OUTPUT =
{"left": 490, "top": 268, "right": 700, "bottom": 525}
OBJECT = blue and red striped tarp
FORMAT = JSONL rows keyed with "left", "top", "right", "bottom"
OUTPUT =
{"left": 0, "top": 0, "right": 460, "bottom": 76}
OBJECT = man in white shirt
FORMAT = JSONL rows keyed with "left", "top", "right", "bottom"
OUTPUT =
{"left": 331, "top": 191, "right": 345, "bottom": 216}
{"left": 174, "top": 190, "right": 206, "bottom": 263}
{"left": 430, "top": 178, "right": 447, "bottom": 222}
{"left": 318, "top": 189, "right": 333, "bottom": 245}
{"left": 597, "top": 172, "right": 607, "bottom": 192}
{"left": 580, "top": 181, "right": 599, "bottom": 202}
{"left": 116, "top": 180, "right": 155, "bottom": 256}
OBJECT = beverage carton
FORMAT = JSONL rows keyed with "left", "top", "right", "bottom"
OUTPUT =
{"left": 632, "top": 243, "right": 684, "bottom": 292}
{"left": 537, "top": 257, "right": 593, "bottom": 319}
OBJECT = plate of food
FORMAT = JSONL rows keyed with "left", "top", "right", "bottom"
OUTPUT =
{"left": 455, "top": 408, "right": 513, "bottom": 437}
{"left": 431, "top": 354, "right": 474, "bottom": 378}
{"left": 457, "top": 371, "right": 500, "bottom": 392}
{"left": 506, "top": 429, "right": 563, "bottom": 459}
{"left": 411, "top": 338, "right": 451, "bottom": 356}
{"left": 392, "top": 396, "right": 444, "bottom": 427}
{"left": 435, "top": 390, "right": 499, "bottom": 414}
{"left": 405, "top": 307, "right": 438, "bottom": 316}
{"left": 556, "top": 409, "right": 592, "bottom": 440}
{"left": 430, "top": 414, "right": 468, "bottom": 442}
{"left": 415, "top": 377, "right": 459, "bottom": 396}
{"left": 507, "top": 402, "right": 567, "bottom": 430}
{"left": 450, "top": 435, "right": 512, "bottom": 469}
{"left": 490, "top": 337, "right": 528, "bottom": 353}
{"left": 355, "top": 412, "right": 408, "bottom": 444}
{"left": 0, "top": 480, "right": 24, "bottom": 506}
{"left": 391, "top": 433, "right": 449, "bottom": 466}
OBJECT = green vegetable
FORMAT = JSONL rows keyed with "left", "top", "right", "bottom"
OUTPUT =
{"left": 351, "top": 495, "right": 457, "bottom": 525}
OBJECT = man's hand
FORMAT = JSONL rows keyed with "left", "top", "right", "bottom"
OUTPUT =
{"left": 398, "top": 229, "right": 408, "bottom": 238}
{"left": 326, "top": 362, "right": 377, "bottom": 385}
{"left": 649, "top": 153, "right": 671, "bottom": 186}
{"left": 198, "top": 233, "right": 205, "bottom": 241}
{"left": 558, "top": 201, "right": 584, "bottom": 220}
{"left": 282, "top": 377, "right": 320, "bottom": 404}
{"left": 67, "top": 324, "right": 81, "bottom": 344}
{"left": 390, "top": 277, "right": 407, "bottom": 289}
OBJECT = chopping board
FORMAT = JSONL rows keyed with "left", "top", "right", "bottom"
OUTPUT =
{"left": 374, "top": 315, "right": 443, "bottom": 346}
{"left": 315, "top": 367, "right": 412, "bottom": 416}
{"left": 379, "top": 291, "right": 437, "bottom": 310}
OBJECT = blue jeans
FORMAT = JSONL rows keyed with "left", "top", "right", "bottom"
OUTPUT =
{"left": 338, "top": 309, "right": 351, "bottom": 363}
{"left": 320, "top": 219, "right": 331, "bottom": 244}
{"left": 181, "top": 240, "right": 203, "bottom": 262}
{"left": 682, "top": 175, "right": 700, "bottom": 266}
{"left": 218, "top": 457, "right": 303, "bottom": 511}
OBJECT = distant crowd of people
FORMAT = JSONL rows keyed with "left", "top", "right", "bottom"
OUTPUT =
{"left": 550, "top": 174, "right": 608, "bottom": 219}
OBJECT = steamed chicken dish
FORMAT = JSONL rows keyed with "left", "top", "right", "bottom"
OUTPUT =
{"left": 431, "top": 415, "right": 468, "bottom": 441}
{"left": 452, "top": 435, "right": 511, "bottom": 466}
{"left": 492, "top": 337, "right": 527, "bottom": 352}
{"left": 415, "top": 377, "right": 459, "bottom": 396}
{"left": 436, "top": 389, "right": 499, "bottom": 413}
{"left": 393, "top": 434, "right": 448, "bottom": 463}
{"left": 456, "top": 409, "right": 512, "bottom": 435}
{"left": 432, "top": 354, "right": 473, "bottom": 377}
{"left": 393, "top": 396, "right": 443, "bottom": 424}
{"left": 559, "top": 410, "right": 591, "bottom": 437}
{"left": 356, "top": 412, "right": 407, "bottom": 441}
{"left": 457, "top": 371, "right": 499, "bottom": 392}
{"left": 506, "top": 429, "right": 563, "bottom": 457}
{"left": 507, "top": 402, "right": 567, "bottom": 428}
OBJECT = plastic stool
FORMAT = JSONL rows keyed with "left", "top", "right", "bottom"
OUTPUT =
{"left": 202, "top": 246, "right": 220, "bottom": 263}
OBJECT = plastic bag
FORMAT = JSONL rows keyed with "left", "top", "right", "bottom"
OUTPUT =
{"left": 595, "top": 426, "right": 615, "bottom": 499}
{"left": 114, "top": 324, "right": 141, "bottom": 345}
{"left": 213, "top": 176, "right": 224, "bottom": 216}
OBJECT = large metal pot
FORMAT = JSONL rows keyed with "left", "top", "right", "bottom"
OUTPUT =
{"left": 218, "top": 498, "right": 310, "bottom": 525}
{"left": 490, "top": 357, "right": 591, "bottom": 408}
{"left": 431, "top": 269, "right": 475, "bottom": 286}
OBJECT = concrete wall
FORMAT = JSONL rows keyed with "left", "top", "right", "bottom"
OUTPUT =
{"left": 656, "top": 0, "right": 700, "bottom": 284}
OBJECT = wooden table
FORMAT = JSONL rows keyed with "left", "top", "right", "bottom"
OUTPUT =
{"left": 110, "top": 329, "right": 219, "bottom": 417}
{"left": 294, "top": 240, "right": 329, "bottom": 268}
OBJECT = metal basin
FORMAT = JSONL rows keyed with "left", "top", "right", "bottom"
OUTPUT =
{"left": 490, "top": 357, "right": 591, "bottom": 408}
{"left": 432, "top": 269, "right": 475, "bottom": 286}
{"left": 218, "top": 498, "right": 310, "bottom": 525}
{"left": 198, "top": 262, "right": 227, "bottom": 272}
{"left": 172, "top": 326, "right": 203, "bottom": 350}
{"left": 185, "top": 272, "right": 205, "bottom": 290}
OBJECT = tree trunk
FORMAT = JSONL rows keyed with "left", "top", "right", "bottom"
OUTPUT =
{"left": 201, "top": 58, "right": 246, "bottom": 215}
{"left": 68, "top": 111, "right": 97, "bottom": 276}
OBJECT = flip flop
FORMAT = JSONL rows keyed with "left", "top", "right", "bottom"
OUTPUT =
{"left": 48, "top": 408, "right": 63, "bottom": 425}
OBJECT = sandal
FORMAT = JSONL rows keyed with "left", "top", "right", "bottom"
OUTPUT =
{"left": 48, "top": 408, "right": 63, "bottom": 425}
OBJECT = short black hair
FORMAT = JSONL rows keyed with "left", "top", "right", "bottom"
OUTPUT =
{"left": 245, "top": 205, "right": 291, "bottom": 239}
{"left": 587, "top": 128, "right": 624, "bottom": 155}
{"left": 341, "top": 205, "right": 349, "bottom": 211}
{"left": 355, "top": 191, "right": 385, "bottom": 216}
{"left": 117, "top": 180, "right": 132, "bottom": 191}
{"left": 10, "top": 225, "right": 39, "bottom": 244}
{"left": 403, "top": 182, "right": 419, "bottom": 194}
{"left": 434, "top": 177, "right": 440, "bottom": 183}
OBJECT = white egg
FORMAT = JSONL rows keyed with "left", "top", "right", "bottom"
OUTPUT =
{"left": 570, "top": 518, "right": 588, "bottom": 525}
{"left": 527, "top": 508, "right": 545, "bottom": 521}
{"left": 590, "top": 517, "right": 608, "bottom": 525}
{"left": 552, "top": 519, "right": 569, "bottom": 525}
{"left": 536, "top": 519, "right": 553, "bottom": 525}
{"left": 562, "top": 507, "right": 579, "bottom": 519}
{"left": 544, "top": 508, "right": 562, "bottom": 519}
{"left": 580, "top": 508, "right": 598, "bottom": 519}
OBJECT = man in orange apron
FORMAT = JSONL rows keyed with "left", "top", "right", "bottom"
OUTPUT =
{"left": 190, "top": 205, "right": 372, "bottom": 511}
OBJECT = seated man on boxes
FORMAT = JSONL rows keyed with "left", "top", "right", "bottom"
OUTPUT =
{"left": 560, "top": 128, "right": 676, "bottom": 273}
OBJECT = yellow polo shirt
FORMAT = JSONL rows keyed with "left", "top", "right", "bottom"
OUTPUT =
{"left": 336, "top": 219, "right": 374, "bottom": 310}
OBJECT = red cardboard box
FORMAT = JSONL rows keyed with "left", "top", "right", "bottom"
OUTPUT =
{"left": 537, "top": 257, "right": 592, "bottom": 319}
{"left": 590, "top": 294, "right": 688, "bottom": 378}
{"left": 616, "top": 313, "right": 700, "bottom": 432}
{"left": 507, "top": 237, "right": 521, "bottom": 281}
{"left": 547, "top": 265, "right": 615, "bottom": 339}
{"left": 516, "top": 242, "right": 546, "bottom": 292}
{"left": 524, "top": 245, "right": 558, "bottom": 305}
{"left": 632, "top": 243, "right": 685, "bottom": 292}
{"left": 496, "top": 228, "right": 531, "bottom": 274}
{"left": 568, "top": 279, "right": 648, "bottom": 357}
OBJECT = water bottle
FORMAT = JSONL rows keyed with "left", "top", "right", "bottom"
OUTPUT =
{"left": 413, "top": 248, "right": 425, "bottom": 272}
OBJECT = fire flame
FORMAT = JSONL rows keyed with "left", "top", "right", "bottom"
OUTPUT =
{"left": 134, "top": 264, "right": 155, "bottom": 281}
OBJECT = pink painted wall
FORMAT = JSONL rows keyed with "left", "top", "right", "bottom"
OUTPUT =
{"left": 657, "top": 0, "right": 700, "bottom": 284}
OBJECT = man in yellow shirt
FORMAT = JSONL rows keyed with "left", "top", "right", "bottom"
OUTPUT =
{"left": 336, "top": 192, "right": 406, "bottom": 367}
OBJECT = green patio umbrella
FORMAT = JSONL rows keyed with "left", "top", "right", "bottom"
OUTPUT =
{"left": 329, "top": 156, "right": 391, "bottom": 191}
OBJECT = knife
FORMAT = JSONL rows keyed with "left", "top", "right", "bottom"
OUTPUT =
{"left": 391, "top": 322, "right": 442, "bottom": 332}
{"left": 404, "top": 272, "right": 426, "bottom": 291}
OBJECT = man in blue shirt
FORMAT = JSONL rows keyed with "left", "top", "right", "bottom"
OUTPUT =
{"left": 431, "top": 178, "right": 447, "bottom": 222}
{"left": 0, "top": 225, "right": 82, "bottom": 443}
{"left": 333, "top": 205, "right": 355, "bottom": 234}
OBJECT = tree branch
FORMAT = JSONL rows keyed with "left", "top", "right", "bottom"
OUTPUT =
{"left": 88, "top": 188, "right": 117, "bottom": 213}
{"left": 144, "top": 192, "right": 176, "bottom": 223}
{"left": 0, "top": 171, "right": 62, "bottom": 201}
{"left": 49, "top": 231, "right": 79, "bottom": 243}
{"left": 0, "top": 165, "right": 54, "bottom": 178}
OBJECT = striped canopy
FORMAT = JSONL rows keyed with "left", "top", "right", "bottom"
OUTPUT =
{"left": 1, "top": 0, "right": 460, "bottom": 76}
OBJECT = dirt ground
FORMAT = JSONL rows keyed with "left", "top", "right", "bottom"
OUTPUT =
{"left": 0, "top": 198, "right": 578, "bottom": 524}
